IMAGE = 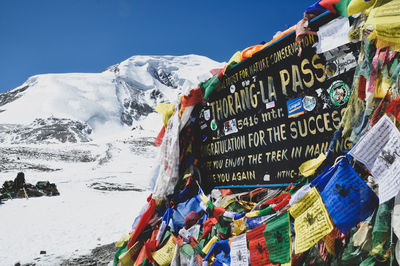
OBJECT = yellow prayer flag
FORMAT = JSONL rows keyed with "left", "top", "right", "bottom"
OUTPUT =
{"left": 232, "top": 218, "right": 246, "bottom": 236}
{"left": 119, "top": 241, "right": 141, "bottom": 266}
{"left": 152, "top": 235, "right": 176, "bottom": 266}
{"left": 116, "top": 234, "right": 131, "bottom": 247}
{"left": 198, "top": 191, "right": 210, "bottom": 206}
{"left": 289, "top": 187, "right": 334, "bottom": 254}
{"left": 298, "top": 153, "right": 326, "bottom": 177}
{"left": 227, "top": 51, "right": 242, "bottom": 66}
{"left": 347, "top": 0, "right": 375, "bottom": 16}
{"left": 202, "top": 235, "right": 218, "bottom": 255}
{"left": 245, "top": 211, "right": 259, "bottom": 218}
{"left": 154, "top": 103, "right": 175, "bottom": 127}
{"left": 365, "top": 0, "right": 400, "bottom": 50}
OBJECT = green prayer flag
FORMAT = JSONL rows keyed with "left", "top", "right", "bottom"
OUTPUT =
{"left": 200, "top": 74, "right": 220, "bottom": 100}
{"left": 194, "top": 239, "right": 207, "bottom": 257}
{"left": 336, "top": 228, "right": 367, "bottom": 266}
{"left": 226, "top": 201, "right": 245, "bottom": 213}
{"left": 216, "top": 216, "right": 232, "bottom": 235}
{"left": 258, "top": 206, "right": 274, "bottom": 217}
{"left": 263, "top": 212, "right": 291, "bottom": 264}
{"left": 371, "top": 200, "right": 394, "bottom": 258}
{"left": 113, "top": 241, "right": 128, "bottom": 266}
{"left": 181, "top": 243, "right": 195, "bottom": 258}
{"left": 141, "top": 258, "right": 151, "bottom": 266}
{"left": 334, "top": 0, "right": 351, "bottom": 17}
{"left": 206, "top": 200, "right": 215, "bottom": 213}
{"left": 161, "top": 230, "right": 172, "bottom": 245}
{"left": 359, "top": 256, "right": 377, "bottom": 266}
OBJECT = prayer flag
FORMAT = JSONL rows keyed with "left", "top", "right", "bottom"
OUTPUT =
{"left": 152, "top": 235, "right": 176, "bottom": 266}
{"left": 246, "top": 223, "right": 277, "bottom": 266}
{"left": 264, "top": 212, "right": 291, "bottom": 264}
{"left": 289, "top": 187, "right": 334, "bottom": 254}
{"left": 230, "top": 234, "right": 248, "bottom": 266}
{"left": 319, "top": 0, "right": 351, "bottom": 17}
{"left": 320, "top": 159, "right": 378, "bottom": 234}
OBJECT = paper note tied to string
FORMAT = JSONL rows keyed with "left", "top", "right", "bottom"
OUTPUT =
{"left": 246, "top": 223, "right": 277, "bottom": 266}
{"left": 349, "top": 115, "right": 398, "bottom": 177}
{"left": 320, "top": 159, "right": 378, "bottom": 234}
{"left": 230, "top": 233, "right": 249, "bottom": 266}
{"left": 316, "top": 16, "right": 350, "bottom": 54}
{"left": 349, "top": 115, "right": 400, "bottom": 203}
{"left": 152, "top": 235, "right": 176, "bottom": 266}
{"left": 264, "top": 212, "right": 291, "bottom": 264}
{"left": 289, "top": 187, "right": 333, "bottom": 254}
{"left": 379, "top": 157, "right": 400, "bottom": 203}
{"left": 370, "top": 121, "right": 400, "bottom": 179}
{"left": 371, "top": 125, "right": 400, "bottom": 203}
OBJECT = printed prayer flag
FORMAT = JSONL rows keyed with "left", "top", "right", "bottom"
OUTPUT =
{"left": 246, "top": 223, "right": 277, "bottom": 266}
{"left": 320, "top": 159, "right": 378, "bottom": 234}
{"left": 264, "top": 212, "right": 291, "bottom": 264}
{"left": 230, "top": 234, "right": 248, "bottom": 266}
{"left": 152, "top": 235, "right": 176, "bottom": 266}
{"left": 232, "top": 218, "right": 246, "bottom": 236}
{"left": 289, "top": 187, "right": 334, "bottom": 254}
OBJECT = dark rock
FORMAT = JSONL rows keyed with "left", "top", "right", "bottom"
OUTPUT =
{"left": 3, "top": 118, "right": 93, "bottom": 144}
{"left": 1, "top": 178, "right": 60, "bottom": 202}
{"left": 0, "top": 85, "right": 29, "bottom": 108}
{"left": 88, "top": 182, "right": 144, "bottom": 192}
{"left": 60, "top": 242, "right": 117, "bottom": 266}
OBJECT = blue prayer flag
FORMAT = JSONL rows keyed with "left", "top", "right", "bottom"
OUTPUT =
{"left": 319, "top": 159, "right": 378, "bottom": 234}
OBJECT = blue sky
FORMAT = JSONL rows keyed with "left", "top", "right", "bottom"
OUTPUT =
{"left": 0, "top": 0, "right": 313, "bottom": 92}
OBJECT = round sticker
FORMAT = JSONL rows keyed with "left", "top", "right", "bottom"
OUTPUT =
{"left": 326, "top": 62, "right": 337, "bottom": 78}
{"left": 329, "top": 80, "right": 351, "bottom": 107}
{"left": 211, "top": 120, "right": 217, "bottom": 131}
{"left": 230, "top": 85, "right": 236, "bottom": 93}
{"left": 302, "top": 96, "right": 316, "bottom": 111}
{"left": 204, "top": 109, "right": 211, "bottom": 121}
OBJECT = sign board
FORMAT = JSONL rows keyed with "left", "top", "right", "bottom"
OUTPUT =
{"left": 198, "top": 13, "right": 358, "bottom": 191}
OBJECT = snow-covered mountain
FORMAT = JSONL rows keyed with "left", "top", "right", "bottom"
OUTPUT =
{"left": 0, "top": 54, "right": 224, "bottom": 265}
{"left": 0, "top": 55, "right": 224, "bottom": 144}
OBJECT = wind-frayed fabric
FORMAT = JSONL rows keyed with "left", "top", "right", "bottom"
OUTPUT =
{"left": 153, "top": 107, "right": 180, "bottom": 200}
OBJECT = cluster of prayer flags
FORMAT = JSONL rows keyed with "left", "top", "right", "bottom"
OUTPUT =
{"left": 113, "top": 1, "right": 400, "bottom": 264}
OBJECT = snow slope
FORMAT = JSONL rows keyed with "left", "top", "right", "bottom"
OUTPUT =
{"left": 0, "top": 54, "right": 224, "bottom": 265}
{"left": 0, "top": 140, "right": 157, "bottom": 265}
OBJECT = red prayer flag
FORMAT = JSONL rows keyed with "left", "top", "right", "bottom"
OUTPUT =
{"left": 246, "top": 223, "right": 278, "bottom": 266}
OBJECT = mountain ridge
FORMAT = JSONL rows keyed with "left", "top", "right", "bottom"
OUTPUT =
{"left": 0, "top": 54, "right": 224, "bottom": 143}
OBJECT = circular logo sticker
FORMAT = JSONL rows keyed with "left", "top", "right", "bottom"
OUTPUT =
{"left": 329, "top": 80, "right": 351, "bottom": 107}
{"left": 230, "top": 85, "right": 236, "bottom": 93}
{"left": 326, "top": 62, "right": 337, "bottom": 78}
{"left": 302, "top": 96, "right": 316, "bottom": 111}
{"left": 211, "top": 119, "right": 217, "bottom": 131}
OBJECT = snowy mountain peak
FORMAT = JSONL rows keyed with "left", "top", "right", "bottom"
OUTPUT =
{"left": 0, "top": 55, "right": 224, "bottom": 143}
